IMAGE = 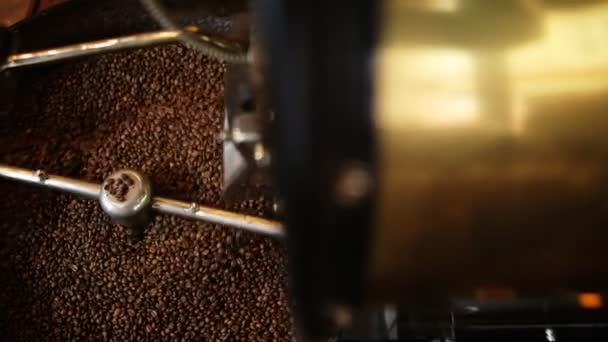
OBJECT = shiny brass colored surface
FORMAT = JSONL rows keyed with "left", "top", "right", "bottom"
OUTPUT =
{"left": 372, "top": 0, "right": 608, "bottom": 297}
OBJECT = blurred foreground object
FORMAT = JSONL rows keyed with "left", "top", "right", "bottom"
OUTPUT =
{"left": 0, "top": 0, "right": 68, "bottom": 26}
{"left": 0, "top": 0, "right": 34, "bottom": 27}
{"left": 255, "top": 0, "right": 608, "bottom": 339}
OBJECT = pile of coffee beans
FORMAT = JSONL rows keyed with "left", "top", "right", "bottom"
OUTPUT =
{"left": 0, "top": 44, "right": 294, "bottom": 341}
{"left": 104, "top": 174, "right": 136, "bottom": 202}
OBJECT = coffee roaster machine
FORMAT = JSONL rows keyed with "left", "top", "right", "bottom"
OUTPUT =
{"left": 2, "top": 0, "right": 608, "bottom": 341}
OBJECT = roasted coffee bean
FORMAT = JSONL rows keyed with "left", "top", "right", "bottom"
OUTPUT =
{"left": 119, "top": 184, "right": 128, "bottom": 193}
{"left": 0, "top": 44, "right": 293, "bottom": 341}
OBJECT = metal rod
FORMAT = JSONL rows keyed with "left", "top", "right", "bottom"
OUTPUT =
{"left": 152, "top": 197, "right": 284, "bottom": 238}
{"left": 0, "top": 164, "right": 100, "bottom": 199}
{"left": 0, "top": 164, "right": 285, "bottom": 237}
{"left": 1, "top": 30, "right": 183, "bottom": 71}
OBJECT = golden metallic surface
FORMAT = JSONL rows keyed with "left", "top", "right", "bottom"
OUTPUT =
{"left": 372, "top": 0, "right": 608, "bottom": 297}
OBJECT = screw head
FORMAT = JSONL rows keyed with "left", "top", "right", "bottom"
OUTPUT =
{"left": 333, "top": 162, "right": 373, "bottom": 207}
{"left": 35, "top": 170, "right": 49, "bottom": 182}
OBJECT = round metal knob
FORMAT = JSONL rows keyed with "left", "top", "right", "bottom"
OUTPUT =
{"left": 99, "top": 169, "right": 152, "bottom": 231}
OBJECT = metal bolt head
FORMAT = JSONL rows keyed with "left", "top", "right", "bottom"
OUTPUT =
{"left": 331, "top": 305, "right": 353, "bottom": 329}
{"left": 253, "top": 142, "right": 271, "bottom": 168}
{"left": 333, "top": 162, "right": 373, "bottom": 207}
{"left": 187, "top": 202, "right": 199, "bottom": 213}
{"left": 272, "top": 196, "right": 284, "bottom": 218}
{"left": 35, "top": 169, "right": 49, "bottom": 182}
{"left": 99, "top": 169, "right": 152, "bottom": 228}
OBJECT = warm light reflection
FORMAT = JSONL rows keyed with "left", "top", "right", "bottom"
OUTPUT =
{"left": 578, "top": 292, "right": 603, "bottom": 309}
{"left": 88, "top": 40, "right": 119, "bottom": 49}
{"left": 402, "top": 0, "right": 460, "bottom": 13}
{"left": 378, "top": 48, "right": 478, "bottom": 128}
{"left": 509, "top": 3, "right": 608, "bottom": 94}
{"left": 377, "top": 3, "right": 608, "bottom": 132}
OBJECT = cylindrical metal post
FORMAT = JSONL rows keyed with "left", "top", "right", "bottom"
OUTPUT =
{"left": 152, "top": 196, "right": 284, "bottom": 237}
{"left": 1, "top": 30, "right": 182, "bottom": 71}
{"left": 0, "top": 164, "right": 100, "bottom": 199}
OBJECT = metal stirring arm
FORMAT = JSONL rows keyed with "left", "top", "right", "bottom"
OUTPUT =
{"left": 0, "top": 29, "right": 247, "bottom": 72}
{"left": 1, "top": 31, "right": 184, "bottom": 72}
{"left": 0, "top": 164, "right": 284, "bottom": 238}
